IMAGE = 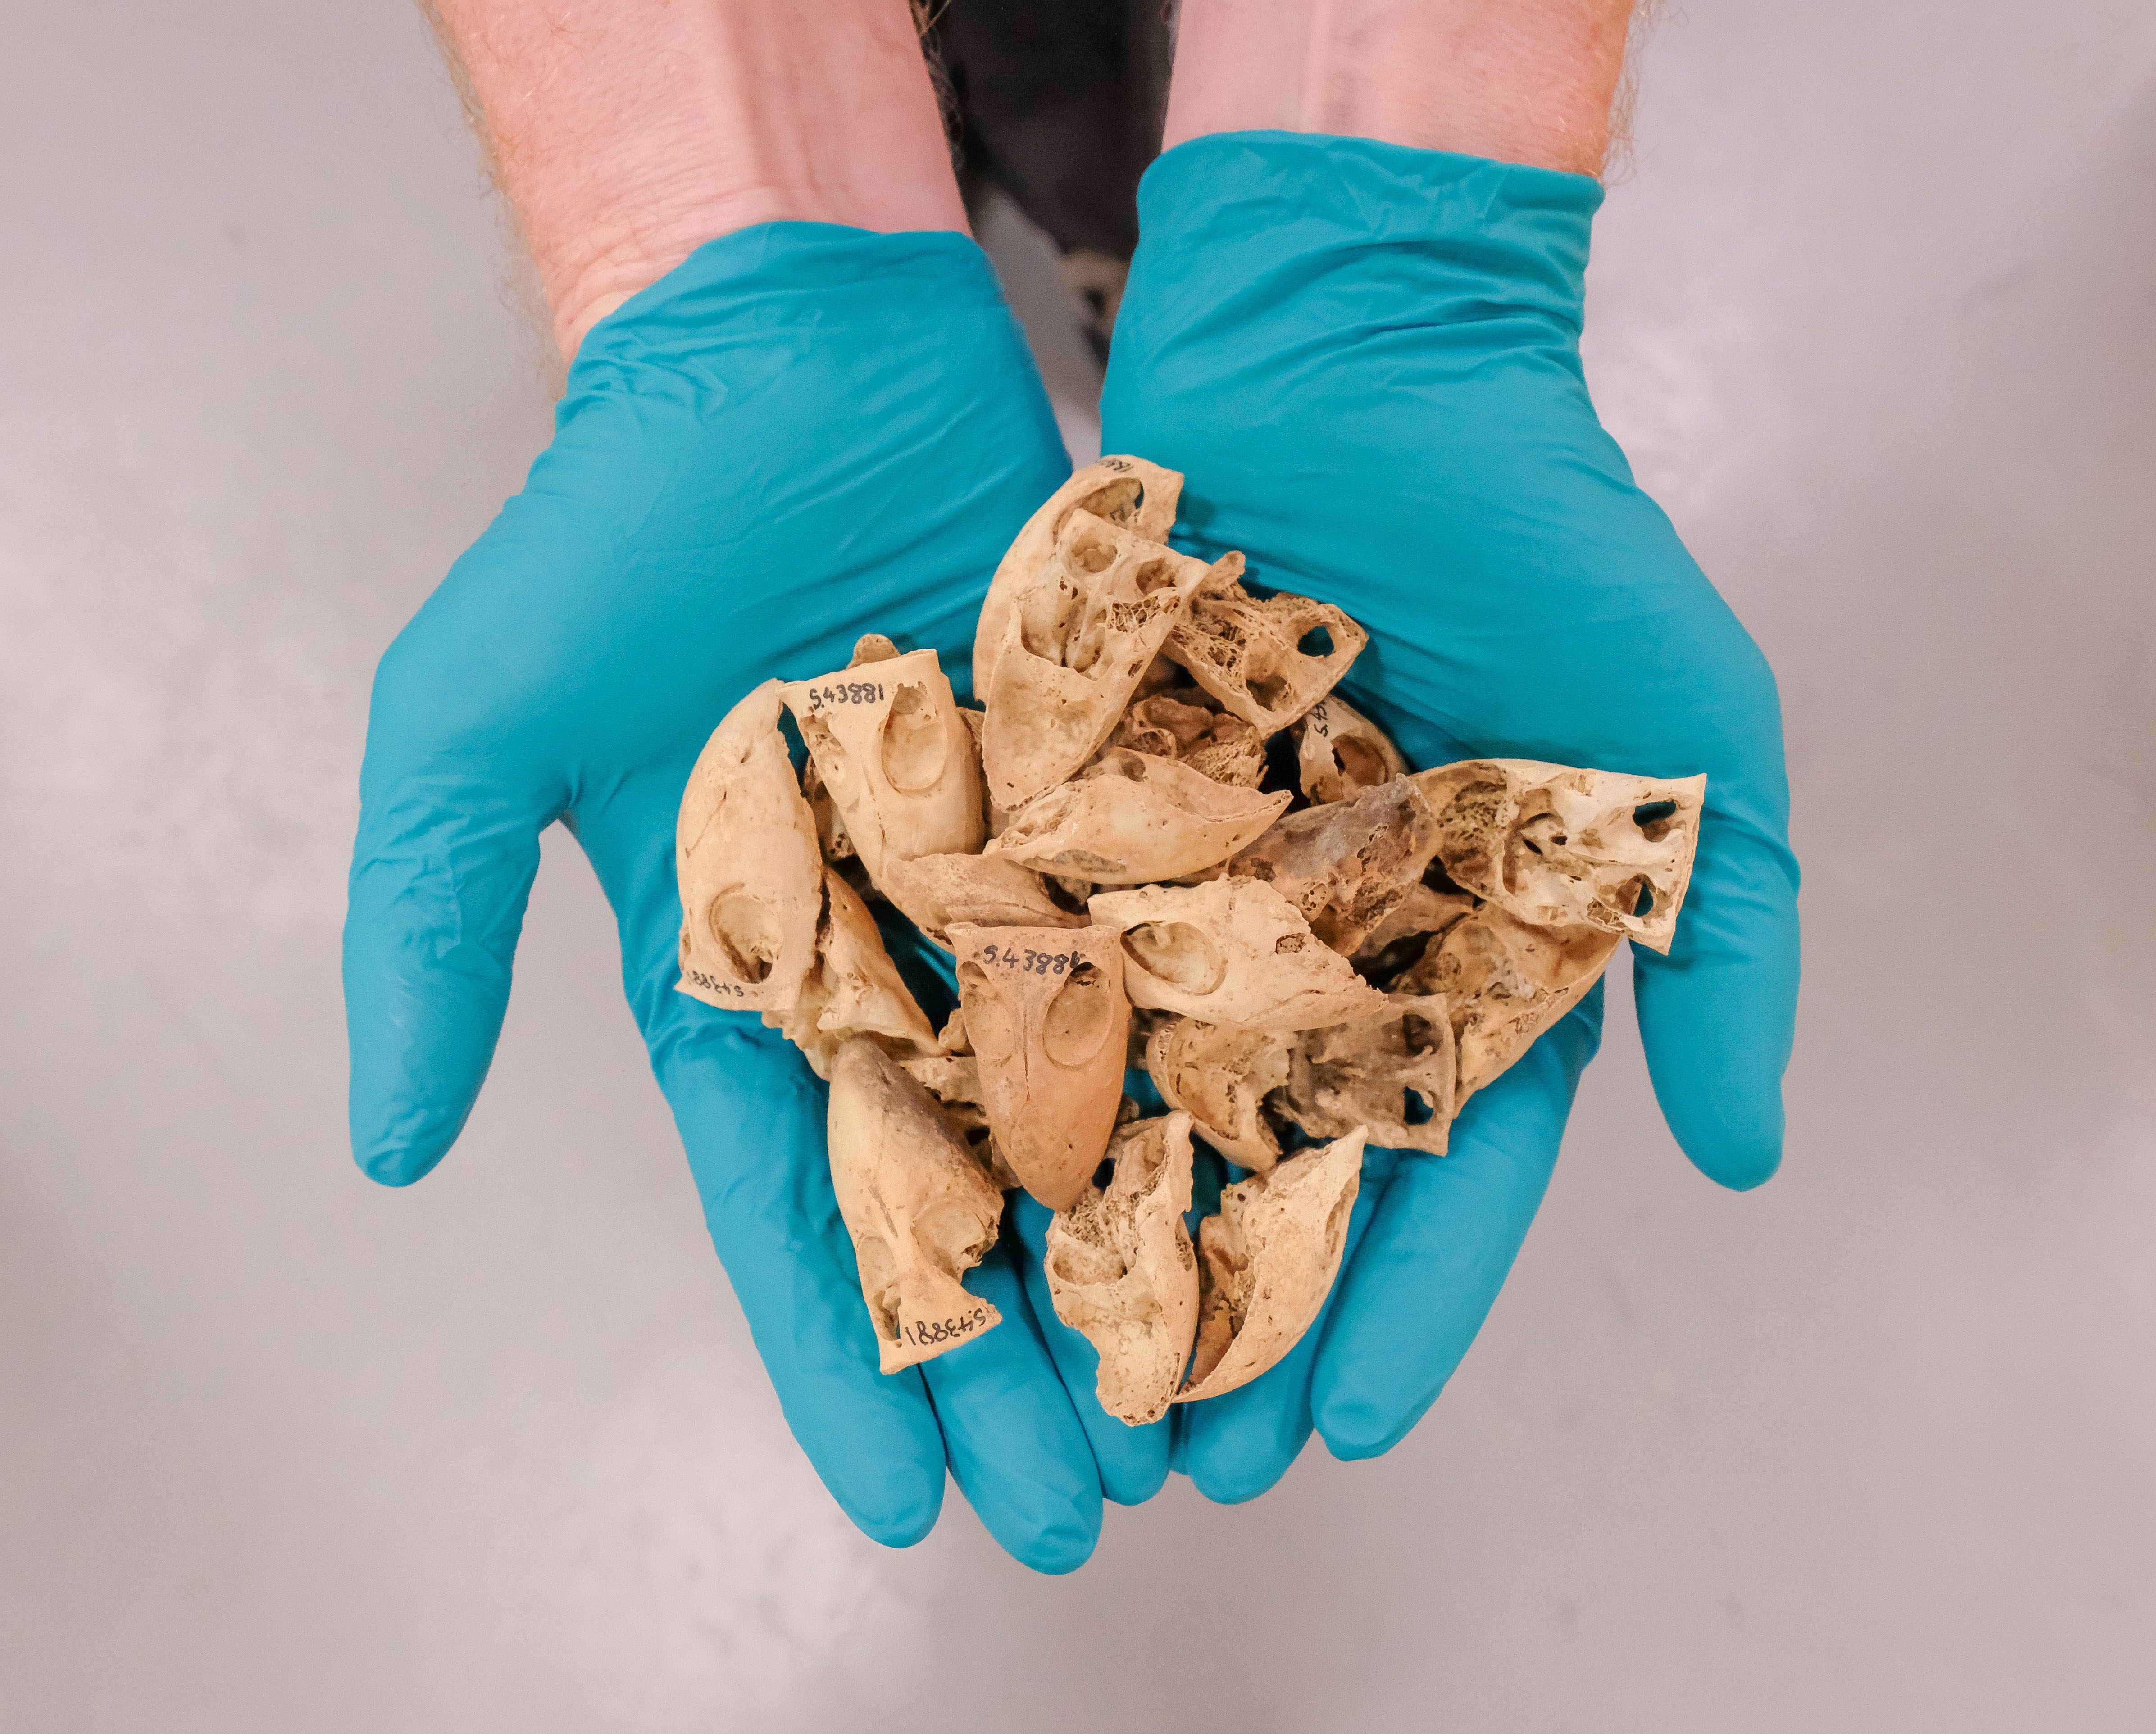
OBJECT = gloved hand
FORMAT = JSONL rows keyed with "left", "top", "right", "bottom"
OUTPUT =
{"left": 1097, "top": 132, "right": 1802, "bottom": 1500}
{"left": 344, "top": 223, "right": 1164, "bottom": 1571}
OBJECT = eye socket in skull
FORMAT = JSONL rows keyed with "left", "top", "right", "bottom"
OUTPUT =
{"left": 880, "top": 682, "right": 950, "bottom": 794}
{"left": 1122, "top": 920, "right": 1227, "bottom": 994}
{"left": 1042, "top": 961, "right": 1117, "bottom": 1067}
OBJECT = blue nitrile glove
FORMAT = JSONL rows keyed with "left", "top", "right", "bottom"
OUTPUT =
{"left": 344, "top": 224, "right": 1171, "bottom": 1572}
{"left": 1098, "top": 133, "right": 1802, "bottom": 1500}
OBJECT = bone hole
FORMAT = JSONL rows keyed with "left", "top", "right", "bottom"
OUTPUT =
{"left": 1083, "top": 478, "right": 1142, "bottom": 525}
{"left": 1245, "top": 649, "right": 1295, "bottom": 711}
{"left": 1334, "top": 737, "right": 1390, "bottom": 785}
{"left": 1399, "top": 1014, "right": 1438, "bottom": 1055}
{"left": 1296, "top": 623, "right": 1334, "bottom": 658}
{"left": 1627, "top": 877, "right": 1656, "bottom": 917}
{"left": 1632, "top": 799, "right": 1678, "bottom": 841}
{"left": 707, "top": 893, "right": 782, "bottom": 982}
{"left": 1132, "top": 558, "right": 1176, "bottom": 596}
{"left": 805, "top": 722, "right": 859, "bottom": 800}
{"left": 958, "top": 963, "right": 1019, "bottom": 1061}
{"left": 1042, "top": 962, "right": 1116, "bottom": 1067}
{"left": 880, "top": 682, "right": 950, "bottom": 794}
{"left": 1274, "top": 933, "right": 1306, "bottom": 954}
{"left": 1403, "top": 1089, "right": 1436, "bottom": 1125}
{"left": 1068, "top": 530, "right": 1118, "bottom": 576}
{"left": 1516, "top": 813, "right": 1567, "bottom": 856}
{"left": 1122, "top": 921, "right": 1227, "bottom": 994}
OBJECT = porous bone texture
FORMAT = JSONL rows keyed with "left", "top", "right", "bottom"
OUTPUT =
{"left": 1164, "top": 570, "right": 1368, "bottom": 736}
{"left": 1226, "top": 776, "right": 1445, "bottom": 955}
{"left": 1111, "top": 688, "right": 1269, "bottom": 788}
{"left": 1044, "top": 1111, "right": 1200, "bottom": 1425}
{"left": 1279, "top": 992, "right": 1458, "bottom": 1157}
{"left": 985, "top": 748, "right": 1289, "bottom": 884}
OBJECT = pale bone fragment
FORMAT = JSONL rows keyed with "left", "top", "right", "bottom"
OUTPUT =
{"left": 1280, "top": 992, "right": 1457, "bottom": 1156}
{"left": 1395, "top": 904, "right": 1620, "bottom": 1104}
{"left": 899, "top": 1053, "right": 1022, "bottom": 1189}
{"left": 778, "top": 647, "right": 985, "bottom": 887}
{"left": 1044, "top": 1111, "right": 1201, "bottom": 1425}
{"left": 948, "top": 922, "right": 1132, "bottom": 1210}
{"left": 1111, "top": 688, "right": 1269, "bottom": 788}
{"left": 973, "top": 455, "right": 1184, "bottom": 697}
{"left": 1293, "top": 693, "right": 1406, "bottom": 804}
{"left": 1164, "top": 571, "right": 1368, "bottom": 736}
{"left": 1145, "top": 1015, "right": 1293, "bottom": 1172}
{"left": 676, "top": 680, "right": 823, "bottom": 1012}
{"left": 826, "top": 1037, "right": 1005, "bottom": 1372}
{"left": 1089, "top": 878, "right": 1388, "bottom": 1032}
{"left": 850, "top": 634, "right": 901, "bottom": 666}
{"left": 765, "top": 869, "right": 940, "bottom": 1080}
{"left": 1411, "top": 761, "right": 1706, "bottom": 953}
{"left": 985, "top": 749, "right": 1290, "bottom": 885}
{"left": 982, "top": 509, "right": 1224, "bottom": 812}
{"left": 1227, "top": 777, "right": 1443, "bottom": 955}
{"left": 878, "top": 851, "right": 1088, "bottom": 951}
{"left": 1176, "top": 1128, "right": 1366, "bottom": 1403}
{"left": 1351, "top": 881, "right": 1481, "bottom": 962}
{"left": 801, "top": 752, "right": 854, "bottom": 862}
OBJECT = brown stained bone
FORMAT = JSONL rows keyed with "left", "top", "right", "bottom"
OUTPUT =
{"left": 1394, "top": 903, "right": 1620, "bottom": 1104}
{"left": 1226, "top": 777, "right": 1444, "bottom": 955}
{"left": 1351, "top": 881, "right": 1481, "bottom": 963}
{"left": 1111, "top": 689, "right": 1269, "bottom": 788}
{"left": 826, "top": 1038, "right": 1005, "bottom": 1372}
{"left": 985, "top": 749, "right": 1290, "bottom": 885}
{"left": 1089, "top": 878, "right": 1388, "bottom": 1032}
{"left": 1280, "top": 992, "right": 1457, "bottom": 1156}
{"left": 676, "top": 680, "right": 824, "bottom": 1013}
{"left": 1293, "top": 693, "right": 1406, "bottom": 803}
{"left": 899, "top": 1053, "right": 1022, "bottom": 1189}
{"left": 982, "top": 510, "right": 1226, "bottom": 812}
{"left": 1176, "top": 1128, "right": 1366, "bottom": 1403}
{"left": 1044, "top": 1111, "right": 1201, "bottom": 1425}
{"left": 949, "top": 922, "right": 1131, "bottom": 1210}
{"left": 1412, "top": 761, "right": 1706, "bottom": 953}
{"left": 765, "top": 869, "right": 940, "bottom": 1080}
{"left": 1145, "top": 1016, "right": 1293, "bottom": 1172}
{"left": 1164, "top": 572, "right": 1368, "bottom": 736}
{"left": 779, "top": 647, "right": 985, "bottom": 887}
{"left": 973, "top": 455, "right": 1184, "bottom": 698}
{"left": 878, "top": 851, "right": 1089, "bottom": 951}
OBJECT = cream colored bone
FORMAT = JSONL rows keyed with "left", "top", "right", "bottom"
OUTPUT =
{"left": 677, "top": 680, "right": 824, "bottom": 1013}
{"left": 878, "top": 851, "right": 1088, "bottom": 951}
{"left": 899, "top": 1053, "right": 1021, "bottom": 1189}
{"left": 1227, "top": 777, "right": 1444, "bottom": 955}
{"left": 1145, "top": 1015, "right": 1293, "bottom": 1171}
{"left": 1165, "top": 572, "right": 1367, "bottom": 736}
{"left": 1111, "top": 689, "right": 1268, "bottom": 788}
{"left": 1351, "top": 881, "right": 1480, "bottom": 962}
{"left": 1395, "top": 904, "right": 1620, "bottom": 1104}
{"left": 985, "top": 749, "right": 1289, "bottom": 885}
{"left": 974, "top": 455, "right": 1184, "bottom": 697}
{"left": 826, "top": 1037, "right": 1005, "bottom": 1373}
{"left": 949, "top": 922, "right": 1132, "bottom": 1210}
{"left": 779, "top": 647, "right": 985, "bottom": 887}
{"left": 1280, "top": 992, "right": 1457, "bottom": 1156}
{"left": 765, "top": 869, "right": 940, "bottom": 1080}
{"left": 1176, "top": 1128, "right": 1366, "bottom": 1403}
{"left": 982, "top": 510, "right": 1223, "bottom": 811}
{"left": 1088, "top": 879, "right": 1387, "bottom": 1031}
{"left": 1412, "top": 761, "right": 1706, "bottom": 953}
{"left": 1044, "top": 1111, "right": 1200, "bottom": 1425}
{"left": 1293, "top": 693, "right": 1406, "bottom": 803}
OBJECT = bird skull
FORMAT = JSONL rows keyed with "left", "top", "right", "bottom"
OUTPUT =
{"left": 1044, "top": 1110, "right": 1200, "bottom": 1425}
{"left": 1165, "top": 572, "right": 1367, "bottom": 735}
{"left": 1292, "top": 693, "right": 1406, "bottom": 803}
{"left": 877, "top": 851, "right": 1089, "bottom": 951}
{"left": 948, "top": 922, "right": 1132, "bottom": 1210}
{"left": 1144, "top": 1015, "right": 1293, "bottom": 1171}
{"left": 1111, "top": 688, "right": 1269, "bottom": 788}
{"left": 826, "top": 1038, "right": 1005, "bottom": 1373}
{"left": 1280, "top": 992, "right": 1457, "bottom": 1156}
{"left": 985, "top": 749, "right": 1290, "bottom": 884}
{"left": 1226, "top": 776, "right": 1444, "bottom": 955}
{"left": 765, "top": 868, "right": 940, "bottom": 1080}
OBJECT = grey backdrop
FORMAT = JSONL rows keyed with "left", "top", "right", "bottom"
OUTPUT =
{"left": 4, "top": 4, "right": 2152, "bottom": 1730}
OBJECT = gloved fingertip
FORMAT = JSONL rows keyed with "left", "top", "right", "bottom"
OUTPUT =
{"left": 1185, "top": 1443, "right": 1297, "bottom": 1508}
{"left": 1673, "top": 1104, "right": 1785, "bottom": 1193}
{"left": 1006, "top": 1508, "right": 1102, "bottom": 1576}
{"left": 1314, "top": 1390, "right": 1429, "bottom": 1463}
{"left": 844, "top": 1479, "right": 945, "bottom": 1551}
{"left": 1099, "top": 1446, "right": 1171, "bottom": 1508}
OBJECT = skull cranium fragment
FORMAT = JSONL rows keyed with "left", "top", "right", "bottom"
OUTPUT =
{"left": 1164, "top": 572, "right": 1368, "bottom": 736}
{"left": 973, "top": 455, "right": 1184, "bottom": 697}
{"left": 1279, "top": 992, "right": 1457, "bottom": 1156}
{"left": 766, "top": 868, "right": 940, "bottom": 1080}
{"left": 984, "top": 749, "right": 1290, "bottom": 884}
{"left": 1145, "top": 1015, "right": 1293, "bottom": 1171}
{"left": 1226, "top": 776, "right": 1444, "bottom": 955}
{"left": 1088, "top": 879, "right": 1388, "bottom": 1032}
{"left": 949, "top": 922, "right": 1131, "bottom": 1210}
{"left": 1044, "top": 1111, "right": 1200, "bottom": 1425}
{"left": 779, "top": 648, "right": 986, "bottom": 888}
{"left": 826, "top": 1037, "right": 1005, "bottom": 1372}
{"left": 1176, "top": 1127, "right": 1366, "bottom": 1403}
{"left": 899, "top": 1052, "right": 1021, "bottom": 1189}
{"left": 677, "top": 680, "right": 823, "bottom": 1012}
{"left": 1413, "top": 761, "right": 1706, "bottom": 953}
{"left": 982, "top": 510, "right": 1223, "bottom": 812}
{"left": 1293, "top": 693, "right": 1406, "bottom": 803}
{"left": 1394, "top": 903, "right": 1620, "bottom": 1104}
{"left": 877, "top": 851, "right": 1089, "bottom": 951}
{"left": 1111, "top": 689, "right": 1269, "bottom": 788}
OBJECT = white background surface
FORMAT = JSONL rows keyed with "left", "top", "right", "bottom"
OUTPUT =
{"left": 4, "top": 4, "right": 2152, "bottom": 1729}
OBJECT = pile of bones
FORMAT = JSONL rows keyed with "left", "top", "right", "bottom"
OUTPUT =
{"left": 677, "top": 456, "right": 1705, "bottom": 1426}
